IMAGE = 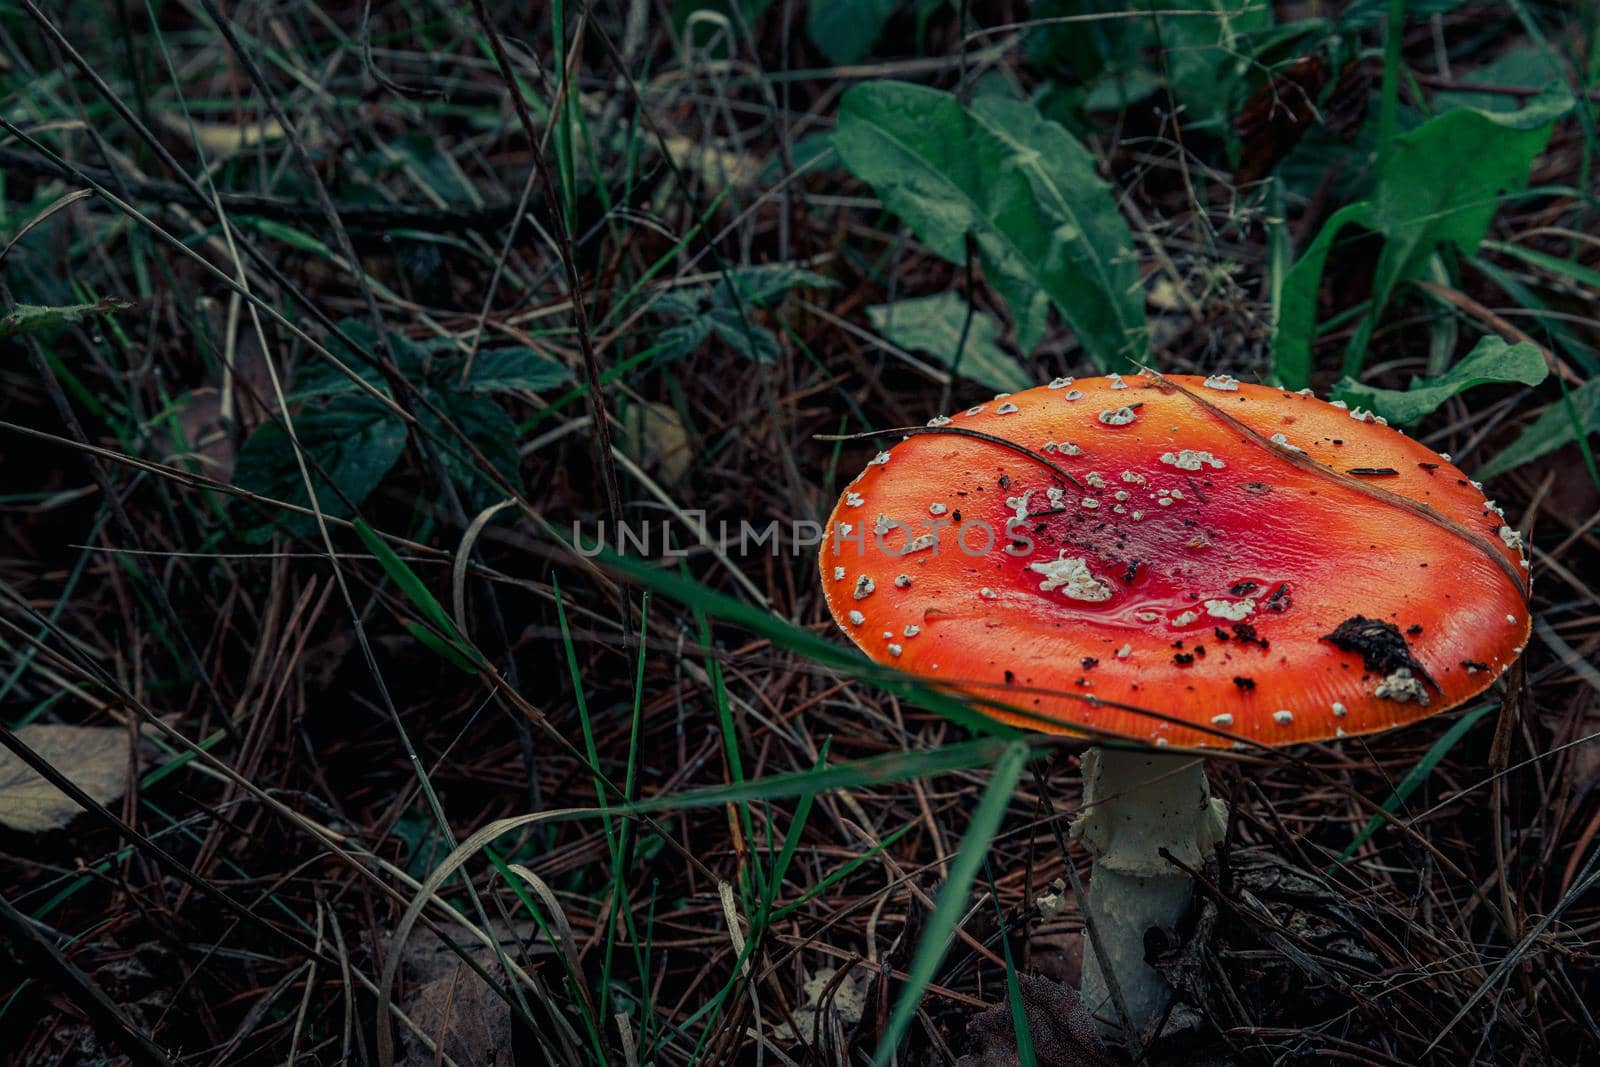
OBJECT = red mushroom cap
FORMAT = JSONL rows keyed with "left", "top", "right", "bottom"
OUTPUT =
{"left": 819, "top": 373, "right": 1530, "bottom": 748}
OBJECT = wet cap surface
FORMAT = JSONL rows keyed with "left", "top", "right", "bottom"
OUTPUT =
{"left": 819, "top": 374, "right": 1530, "bottom": 748}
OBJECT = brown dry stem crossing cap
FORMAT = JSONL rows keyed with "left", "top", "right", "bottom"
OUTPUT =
{"left": 819, "top": 373, "right": 1530, "bottom": 748}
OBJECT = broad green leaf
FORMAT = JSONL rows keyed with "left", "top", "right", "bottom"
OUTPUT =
{"left": 290, "top": 319, "right": 417, "bottom": 400}
{"left": 420, "top": 391, "right": 525, "bottom": 505}
{"left": 714, "top": 265, "right": 836, "bottom": 308}
{"left": 834, "top": 82, "right": 1146, "bottom": 366}
{"left": 1273, "top": 93, "right": 1567, "bottom": 385}
{"left": 867, "top": 292, "right": 1032, "bottom": 394}
{"left": 1158, "top": 0, "right": 1273, "bottom": 132}
{"left": 1476, "top": 377, "right": 1600, "bottom": 481}
{"left": 807, "top": 0, "right": 901, "bottom": 65}
{"left": 1332, "top": 337, "right": 1548, "bottom": 426}
{"left": 1346, "top": 93, "right": 1569, "bottom": 374}
{"left": 0, "top": 298, "right": 132, "bottom": 337}
{"left": 1271, "top": 201, "right": 1374, "bottom": 388}
{"left": 232, "top": 396, "right": 407, "bottom": 539}
{"left": 460, "top": 348, "right": 573, "bottom": 393}
{"left": 873, "top": 741, "right": 1029, "bottom": 1066}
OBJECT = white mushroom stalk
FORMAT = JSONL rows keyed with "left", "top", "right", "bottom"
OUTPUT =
{"left": 1070, "top": 746, "right": 1227, "bottom": 1035}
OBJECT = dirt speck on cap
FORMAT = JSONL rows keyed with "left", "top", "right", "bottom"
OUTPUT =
{"left": 1321, "top": 614, "right": 1437, "bottom": 690}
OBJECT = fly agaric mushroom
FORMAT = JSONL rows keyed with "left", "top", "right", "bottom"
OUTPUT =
{"left": 818, "top": 372, "right": 1529, "bottom": 1034}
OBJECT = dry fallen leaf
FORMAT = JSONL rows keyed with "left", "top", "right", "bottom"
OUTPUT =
{"left": 171, "top": 387, "right": 236, "bottom": 481}
{"left": 0, "top": 724, "right": 130, "bottom": 832}
{"left": 774, "top": 964, "right": 866, "bottom": 1045}
{"left": 399, "top": 924, "right": 528, "bottom": 1067}
{"left": 956, "top": 974, "right": 1110, "bottom": 1067}
{"left": 154, "top": 112, "right": 293, "bottom": 156}
{"left": 628, "top": 401, "right": 693, "bottom": 485}
{"left": 661, "top": 134, "right": 762, "bottom": 192}
{"left": 404, "top": 965, "right": 515, "bottom": 1067}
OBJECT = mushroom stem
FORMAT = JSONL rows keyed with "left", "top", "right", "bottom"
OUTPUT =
{"left": 1070, "top": 746, "right": 1227, "bottom": 1037}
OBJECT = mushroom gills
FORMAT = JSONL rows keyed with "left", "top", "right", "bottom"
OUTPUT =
{"left": 1070, "top": 746, "right": 1227, "bottom": 1037}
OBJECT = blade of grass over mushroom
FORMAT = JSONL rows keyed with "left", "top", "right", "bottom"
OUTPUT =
{"left": 1332, "top": 700, "right": 1496, "bottom": 867}
{"left": 1332, "top": 336, "right": 1549, "bottom": 426}
{"left": 867, "top": 292, "right": 1032, "bottom": 394}
{"left": 873, "top": 741, "right": 1029, "bottom": 1067}
{"left": 595, "top": 548, "right": 1023, "bottom": 737}
{"left": 834, "top": 81, "right": 1146, "bottom": 367}
{"left": 1151, "top": 371, "right": 1529, "bottom": 595}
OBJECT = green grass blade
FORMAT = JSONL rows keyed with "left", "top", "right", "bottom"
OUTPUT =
{"left": 872, "top": 740, "right": 1029, "bottom": 1066}
{"left": 1334, "top": 701, "right": 1496, "bottom": 865}
{"left": 985, "top": 858, "right": 1037, "bottom": 1067}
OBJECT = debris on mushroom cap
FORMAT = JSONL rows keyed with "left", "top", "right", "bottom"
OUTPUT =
{"left": 818, "top": 374, "right": 1531, "bottom": 748}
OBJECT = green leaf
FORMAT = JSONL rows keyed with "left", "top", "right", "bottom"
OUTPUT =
{"left": 1159, "top": 0, "right": 1273, "bottom": 132}
{"left": 651, "top": 265, "right": 831, "bottom": 364}
{"left": 1270, "top": 200, "right": 1375, "bottom": 388}
{"left": 657, "top": 315, "right": 713, "bottom": 361}
{"left": 867, "top": 292, "right": 1032, "bottom": 394}
{"left": 353, "top": 518, "right": 484, "bottom": 670}
{"left": 1476, "top": 377, "right": 1600, "bottom": 481}
{"left": 1334, "top": 701, "right": 1494, "bottom": 864}
{"left": 873, "top": 741, "right": 1029, "bottom": 1066}
{"left": 714, "top": 265, "right": 836, "bottom": 309}
{"left": 807, "top": 0, "right": 901, "bottom": 65}
{"left": 459, "top": 348, "right": 574, "bottom": 393}
{"left": 1332, "top": 337, "right": 1549, "bottom": 426}
{"left": 0, "top": 298, "right": 132, "bottom": 337}
{"left": 1026, "top": 0, "right": 1146, "bottom": 86}
{"left": 1338, "top": 0, "right": 1463, "bottom": 29}
{"left": 419, "top": 391, "right": 525, "bottom": 506}
{"left": 1272, "top": 93, "right": 1568, "bottom": 385}
{"left": 232, "top": 396, "right": 407, "bottom": 539}
{"left": 1346, "top": 93, "right": 1570, "bottom": 375}
{"left": 1433, "top": 46, "right": 1569, "bottom": 113}
{"left": 705, "top": 308, "right": 781, "bottom": 364}
{"left": 834, "top": 82, "right": 1146, "bottom": 366}
{"left": 290, "top": 319, "right": 417, "bottom": 400}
